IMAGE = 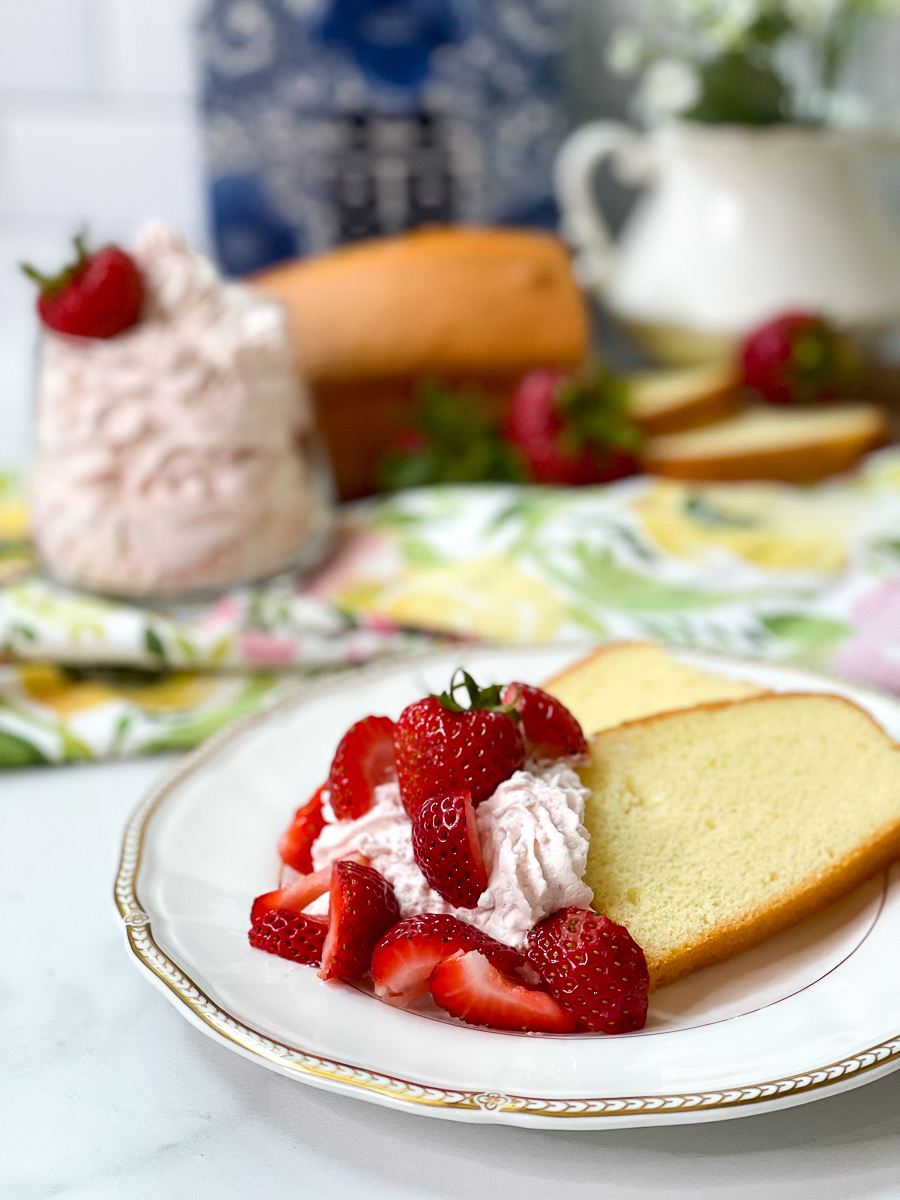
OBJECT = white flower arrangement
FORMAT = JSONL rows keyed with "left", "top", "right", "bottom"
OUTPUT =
{"left": 607, "top": 0, "right": 900, "bottom": 125}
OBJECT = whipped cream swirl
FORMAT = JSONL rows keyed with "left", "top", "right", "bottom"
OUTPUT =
{"left": 311, "top": 763, "right": 593, "bottom": 948}
{"left": 30, "top": 223, "right": 329, "bottom": 596}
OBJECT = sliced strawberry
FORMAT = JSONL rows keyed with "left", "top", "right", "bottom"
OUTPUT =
{"left": 249, "top": 908, "right": 328, "bottom": 965}
{"left": 526, "top": 907, "right": 649, "bottom": 1034}
{"left": 319, "top": 860, "right": 400, "bottom": 982}
{"left": 394, "top": 671, "right": 524, "bottom": 814}
{"left": 278, "top": 783, "right": 328, "bottom": 874}
{"left": 371, "top": 914, "right": 527, "bottom": 1007}
{"left": 251, "top": 852, "right": 367, "bottom": 924}
{"left": 328, "top": 715, "right": 396, "bottom": 820}
{"left": 501, "top": 683, "right": 588, "bottom": 760}
{"left": 429, "top": 949, "right": 577, "bottom": 1033}
{"left": 251, "top": 865, "right": 332, "bottom": 923}
{"left": 410, "top": 788, "right": 487, "bottom": 908}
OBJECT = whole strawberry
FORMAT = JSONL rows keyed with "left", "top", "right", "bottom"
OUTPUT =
{"left": 527, "top": 906, "right": 649, "bottom": 1034}
{"left": 393, "top": 670, "right": 524, "bottom": 814}
{"left": 505, "top": 366, "right": 642, "bottom": 486}
{"left": 741, "top": 310, "right": 862, "bottom": 406}
{"left": 501, "top": 682, "right": 587, "bottom": 760}
{"left": 411, "top": 788, "right": 487, "bottom": 908}
{"left": 22, "top": 230, "right": 144, "bottom": 339}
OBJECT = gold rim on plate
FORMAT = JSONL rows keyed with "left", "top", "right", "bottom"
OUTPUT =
{"left": 114, "top": 647, "right": 900, "bottom": 1123}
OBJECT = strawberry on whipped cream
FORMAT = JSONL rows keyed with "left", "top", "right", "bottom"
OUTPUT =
{"left": 311, "top": 762, "right": 593, "bottom": 949}
{"left": 30, "top": 222, "right": 331, "bottom": 597}
{"left": 250, "top": 671, "right": 650, "bottom": 1034}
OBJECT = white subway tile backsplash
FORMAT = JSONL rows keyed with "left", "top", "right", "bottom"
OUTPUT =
{"left": 93, "top": 0, "right": 201, "bottom": 98}
{"left": 0, "top": 0, "right": 97, "bottom": 93}
{"left": 0, "top": 103, "right": 207, "bottom": 248}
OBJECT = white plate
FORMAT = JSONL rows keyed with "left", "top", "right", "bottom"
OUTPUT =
{"left": 115, "top": 645, "right": 900, "bottom": 1129}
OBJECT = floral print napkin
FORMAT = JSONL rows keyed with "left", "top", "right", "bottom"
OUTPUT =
{"left": 2, "top": 450, "right": 900, "bottom": 766}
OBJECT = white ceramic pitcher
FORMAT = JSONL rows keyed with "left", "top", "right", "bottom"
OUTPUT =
{"left": 555, "top": 120, "right": 900, "bottom": 361}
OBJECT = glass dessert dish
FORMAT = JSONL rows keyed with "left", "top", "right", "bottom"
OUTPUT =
{"left": 29, "top": 223, "right": 334, "bottom": 601}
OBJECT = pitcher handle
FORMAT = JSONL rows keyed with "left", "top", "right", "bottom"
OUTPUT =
{"left": 554, "top": 121, "right": 658, "bottom": 291}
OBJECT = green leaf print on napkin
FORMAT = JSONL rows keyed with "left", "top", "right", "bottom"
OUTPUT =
{"left": 139, "top": 674, "right": 280, "bottom": 753}
{"left": 543, "top": 545, "right": 755, "bottom": 613}
{"left": 761, "top": 613, "right": 852, "bottom": 667}
{"left": 0, "top": 729, "right": 50, "bottom": 766}
{"left": 762, "top": 614, "right": 852, "bottom": 643}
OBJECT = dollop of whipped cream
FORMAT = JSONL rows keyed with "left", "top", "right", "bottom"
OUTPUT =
{"left": 311, "top": 762, "right": 593, "bottom": 948}
{"left": 30, "top": 222, "right": 328, "bottom": 596}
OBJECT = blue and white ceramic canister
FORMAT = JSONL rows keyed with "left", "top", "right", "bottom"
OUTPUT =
{"left": 199, "top": 0, "right": 571, "bottom": 275}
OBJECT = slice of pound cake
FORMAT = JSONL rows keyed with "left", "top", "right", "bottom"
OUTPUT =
{"left": 580, "top": 693, "right": 900, "bottom": 989}
{"left": 544, "top": 642, "right": 763, "bottom": 736}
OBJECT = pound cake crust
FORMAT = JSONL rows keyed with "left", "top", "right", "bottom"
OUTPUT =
{"left": 580, "top": 692, "right": 900, "bottom": 990}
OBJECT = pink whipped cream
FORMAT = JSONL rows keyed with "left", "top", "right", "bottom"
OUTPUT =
{"left": 30, "top": 223, "right": 329, "bottom": 597}
{"left": 310, "top": 763, "right": 593, "bottom": 948}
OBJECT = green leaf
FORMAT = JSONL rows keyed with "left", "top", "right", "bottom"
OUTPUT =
{"left": 761, "top": 614, "right": 852, "bottom": 645}
{"left": 683, "top": 494, "right": 758, "bottom": 529}
{"left": 399, "top": 538, "right": 445, "bottom": 567}
{"left": 549, "top": 545, "right": 750, "bottom": 612}
{"left": 378, "top": 380, "right": 528, "bottom": 490}
{"left": 686, "top": 51, "right": 788, "bottom": 125}
{"left": 140, "top": 674, "right": 277, "bottom": 753}
{"left": 433, "top": 669, "right": 519, "bottom": 717}
{"left": 556, "top": 364, "right": 643, "bottom": 455}
{"left": 144, "top": 626, "right": 167, "bottom": 663}
{"left": 0, "top": 729, "right": 49, "bottom": 767}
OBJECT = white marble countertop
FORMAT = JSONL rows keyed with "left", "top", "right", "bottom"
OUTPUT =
{"left": 2, "top": 754, "right": 900, "bottom": 1200}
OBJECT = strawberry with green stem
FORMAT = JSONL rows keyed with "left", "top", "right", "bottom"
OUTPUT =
{"left": 741, "top": 311, "right": 862, "bottom": 406}
{"left": 505, "top": 364, "right": 643, "bottom": 486}
{"left": 21, "top": 228, "right": 144, "bottom": 339}
{"left": 393, "top": 670, "right": 525, "bottom": 815}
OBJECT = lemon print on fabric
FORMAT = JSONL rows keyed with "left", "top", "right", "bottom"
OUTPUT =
{"left": 636, "top": 480, "right": 856, "bottom": 572}
{"left": 18, "top": 663, "right": 119, "bottom": 717}
{"left": 370, "top": 555, "right": 564, "bottom": 642}
{"left": 105, "top": 671, "right": 219, "bottom": 713}
{"left": 18, "top": 663, "right": 217, "bottom": 716}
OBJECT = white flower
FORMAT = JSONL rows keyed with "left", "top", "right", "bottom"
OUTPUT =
{"left": 639, "top": 56, "right": 702, "bottom": 115}
{"left": 607, "top": 28, "right": 648, "bottom": 76}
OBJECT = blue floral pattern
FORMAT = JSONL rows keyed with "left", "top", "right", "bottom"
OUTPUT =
{"left": 199, "top": 0, "right": 570, "bottom": 274}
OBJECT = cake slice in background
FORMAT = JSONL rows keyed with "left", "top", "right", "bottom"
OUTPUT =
{"left": 625, "top": 360, "right": 742, "bottom": 436}
{"left": 543, "top": 642, "right": 763, "bottom": 736}
{"left": 252, "top": 226, "right": 589, "bottom": 499}
{"left": 641, "top": 403, "right": 889, "bottom": 483}
{"left": 579, "top": 692, "right": 900, "bottom": 989}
